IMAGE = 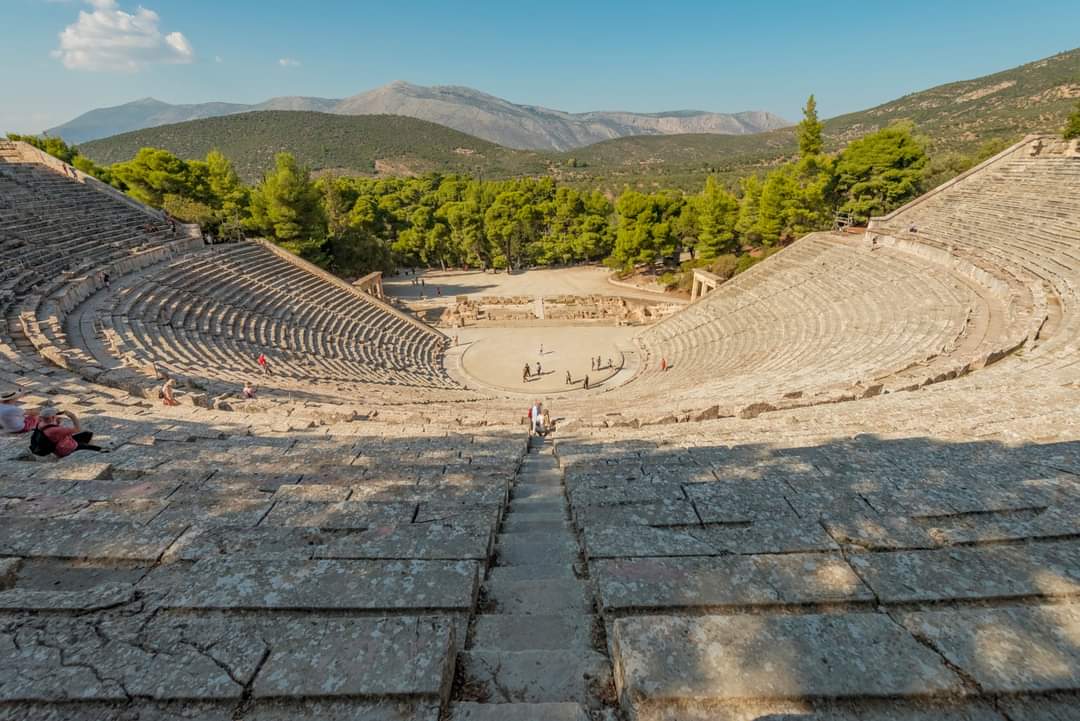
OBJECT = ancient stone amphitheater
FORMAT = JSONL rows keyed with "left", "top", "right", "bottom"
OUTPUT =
{"left": 1, "top": 135, "right": 1079, "bottom": 721}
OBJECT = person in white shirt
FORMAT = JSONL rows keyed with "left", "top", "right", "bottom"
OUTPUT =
{"left": 0, "top": 389, "right": 36, "bottom": 434}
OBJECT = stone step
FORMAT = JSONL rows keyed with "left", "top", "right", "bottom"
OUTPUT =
{"left": 472, "top": 614, "right": 594, "bottom": 652}
{"left": 497, "top": 534, "right": 579, "bottom": 566}
{"left": 512, "top": 485, "right": 565, "bottom": 501}
{"left": 508, "top": 498, "right": 565, "bottom": 515}
{"left": 484, "top": 576, "right": 592, "bottom": 615}
{"left": 502, "top": 517, "right": 573, "bottom": 533}
{"left": 459, "top": 650, "right": 612, "bottom": 705}
{"left": 488, "top": 565, "right": 577, "bottom": 583}
{"left": 451, "top": 702, "right": 589, "bottom": 721}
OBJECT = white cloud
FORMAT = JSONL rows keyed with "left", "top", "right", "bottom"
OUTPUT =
{"left": 278, "top": 57, "right": 301, "bottom": 68}
{"left": 52, "top": 0, "right": 194, "bottom": 72}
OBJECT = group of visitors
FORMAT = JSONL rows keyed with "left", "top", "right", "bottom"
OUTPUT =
{"left": 527, "top": 400, "right": 552, "bottom": 437}
{"left": 1, "top": 389, "right": 106, "bottom": 458}
{"left": 590, "top": 356, "right": 613, "bottom": 371}
{"left": 522, "top": 361, "right": 543, "bottom": 382}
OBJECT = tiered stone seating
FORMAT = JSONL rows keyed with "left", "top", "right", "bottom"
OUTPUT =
{"left": 0, "top": 392, "right": 525, "bottom": 720}
{"left": 83, "top": 240, "right": 468, "bottom": 404}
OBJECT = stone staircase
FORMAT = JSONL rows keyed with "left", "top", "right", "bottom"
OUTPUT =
{"left": 450, "top": 435, "right": 615, "bottom": 720}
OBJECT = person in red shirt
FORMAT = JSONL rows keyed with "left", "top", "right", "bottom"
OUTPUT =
{"left": 257, "top": 353, "right": 272, "bottom": 375}
{"left": 35, "top": 407, "right": 105, "bottom": 457}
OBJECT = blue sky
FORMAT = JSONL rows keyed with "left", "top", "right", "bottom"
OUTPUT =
{"left": 3, "top": 0, "right": 1079, "bottom": 134}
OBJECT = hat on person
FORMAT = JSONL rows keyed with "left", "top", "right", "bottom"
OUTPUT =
{"left": 39, "top": 406, "right": 59, "bottom": 418}
{"left": 0, "top": 390, "right": 24, "bottom": 402}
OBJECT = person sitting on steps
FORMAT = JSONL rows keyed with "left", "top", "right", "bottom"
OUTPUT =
{"left": 0, "top": 389, "right": 37, "bottom": 434}
{"left": 160, "top": 378, "right": 180, "bottom": 406}
{"left": 31, "top": 407, "right": 106, "bottom": 457}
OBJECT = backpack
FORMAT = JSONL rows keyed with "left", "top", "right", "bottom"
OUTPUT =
{"left": 29, "top": 426, "right": 55, "bottom": 457}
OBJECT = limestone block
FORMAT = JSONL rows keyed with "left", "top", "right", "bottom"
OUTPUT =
{"left": 316, "top": 522, "right": 495, "bottom": 560}
{"left": 165, "top": 558, "right": 480, "bottom": 612}
{"left": 613, "top": 613, "right": 961, "bottom": 704}
{"left": 593, "top": 553, "right": 871, "bottom": 612}
{"left": 899, "top": 603, "right": 1080, "bottom": 692}
{"left": 253, "top": 617, "right": 455, "bottom": 701}
{"left": 0, "top": 519, "right": 185, "bottom": 561}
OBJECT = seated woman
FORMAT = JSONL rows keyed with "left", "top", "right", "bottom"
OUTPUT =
{"left": 34, "top": 407, "right": 105, "bottom": 457}
{"left": 242, "top": 381, "right": 257, "bottom": 399}
{"left": 160, "top": 378, "right": 180, "bottom": 406}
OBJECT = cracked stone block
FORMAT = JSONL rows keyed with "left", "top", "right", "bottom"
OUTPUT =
{"left": 621, "top": 697, "right": 1007, "bottom": 721}
{"left": 61, "top": 479, "right": 182, "bottom": 502}
{"left": 898, "top": 603, "right": 1080, "bottom": 693}
{"left": 151, "top": 498, "right": 272, "bottom": 528}
{"left": 0, "top": 519, "right": 186, "bottom": 562}
{"left": 164, "top": 526, "right": 344, "bottom": 562}
{"left": 583, "top": 525, "right": 716, "bottom": 559}
{"left": 593, "top": 553, "right": 872, "bottom": 612}
{"left": 612, "top": 613, "right": 962, "bottom": 705}
{"left": 253, "top": 617, "right": 454, "bottom": 701}
{"left": 164, "top": 558, "right": 480, "bottom": 611}
{"left": 0, "top": 615, "right": 266, "bottom": 702}
{"left": 849, "top": 540, "right": 1080, "bottom": 603}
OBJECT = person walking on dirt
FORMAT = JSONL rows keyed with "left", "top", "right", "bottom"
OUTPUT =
{"left": 583, "top": 375, "right": 590, "bottom": 390}
{"left": 565, "top": 370, "right": 572, "bottom": 385}
{"left": 523, "top": 363, "right": 531, "bottom": 383}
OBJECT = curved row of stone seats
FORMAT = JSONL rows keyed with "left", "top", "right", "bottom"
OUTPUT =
{"left": 0, "top": 382, "right": 526, "bottom": 719}
{"left": 0, "top": 143, "right": 203, "bottom": 400}
{"left": 79, "top": 240, "right": 473, "bottom": 404}
{"left": 619, "top": 232, "right": 1005, "bottom": 418}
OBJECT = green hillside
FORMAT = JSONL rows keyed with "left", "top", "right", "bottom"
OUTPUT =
{"left": 81, "top": 111, "right": 551, "bottom": 182}
{"left": 81, "top": 48, "right": 1080, "bottom": 190}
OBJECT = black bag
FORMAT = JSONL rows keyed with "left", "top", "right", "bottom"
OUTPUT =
{"left": 29, "top": 427, "right": 55, "bottom": 457}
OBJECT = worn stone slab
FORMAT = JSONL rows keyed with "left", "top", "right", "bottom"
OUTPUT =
{"left": 273, "top": 484, "right": 352, "bottom": 502}
{"left": 472, "top": 614, "right": 593, "bottom": 652}
{"left": 592, "top": 554, "right": 871, "bottom": 612}
{"left": 460, "top": 650, "right": 611, "bottom": 704}
{"left": 583, "top": 526, "right": 716, "bottom": 559}
{"left": 692, "top": 519, "right": 839, "bottom": 555}
{"left": 685, "top": 481, "right": 797, "bottom": 523}
{"left": 622, "top": 697, "right": 1006, "bottom": 721}
{"left": 253, "top": 616, "right": 454, "bottom": 700}
{"left": 849, "top": 540, "right": 1080, "bottom": 603}
{"left": 568, "top": 481, "right": 685, "bottom": 509}
{"left": 822, "top": 514, "right": 938, "bottom": 550}
{"left": 415, "top": 503, "right": 501, "bottom": 527}
{"left": 151, "top": 498, "right": 272, "bottom": 528}
{"left": 317, "top": 523, "right": 495, "bottom": 560}
{"left": 451, "top": 702, "right": 589, "bottom": 721}
{"left": 0, "top": 615, "right": 265, "bottom": 702}
{"left": 62, "top": 479, "right": 181, "bottom": 502}
{"left": 165, "top": 525, "right": 336, "bottom": 561}
{"left": 0, "top": 519, "right": 185, "bottom": 561}
{"left": 922, "top": 505, "right": 1080, "bottom": 545}
{"left": 165, "top": 558, "right": 479, "bottom": 611}
{"left": 613, "top": 613, "right": 961, "bottom": 702}
{"left": 262, "top": 500, "right": 416, "bottom": 528}
{"left": 572, "top": 499, "right": 699, "bottom": 527}
{"left": 249, "top": 700, "right": 440, "bottom": 720}
{"left": 0, "top": 583, "right": 134, "bottom": 611}
{"left": 0, "top": 480, "right": 77, "bottom": 498}
{"left": 899, "top": 603, "right": 1080, "bottom": 693}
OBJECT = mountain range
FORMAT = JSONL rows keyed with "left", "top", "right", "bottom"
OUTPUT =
{"left": 78, "top": 47, "right": 1080, "bottom": 192}
{"left": 46, "top": 82, "right": 790, "bottom": 151}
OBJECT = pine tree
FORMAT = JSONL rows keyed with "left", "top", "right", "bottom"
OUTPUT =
{"left": 797, "top": 94, "right": 824, "bottom": 157}
{"left": 1065, "top": 100, "right": 1080, "bottom": 140}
